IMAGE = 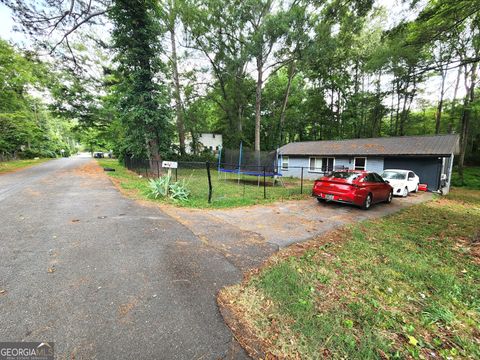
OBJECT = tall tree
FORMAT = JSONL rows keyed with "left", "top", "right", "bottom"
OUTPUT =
{"left": 109, "top": 0, "right": 171, "bottom": 160}
{"left": 165, "top": 0, "right": 187, "bottom": 155}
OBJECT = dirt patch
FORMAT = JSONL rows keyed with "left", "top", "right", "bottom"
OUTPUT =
{"left": 118, "top": 298, "right": 139, "bottom": 318}
{"left": 24, "top": 188, "right": 41, "bottom": 197}
{"left": 72, "top": 161, "right": 105, "bottom": 179}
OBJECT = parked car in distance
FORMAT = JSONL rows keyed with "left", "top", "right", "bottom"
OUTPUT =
{"left": 381, "top": 169, "right": 419, "bottom": 197}
{"left": 312, "top": 170, "right": 393, "bottom": 210}
{"left": 93, "top": 152, "right": 104, "bottom": 158}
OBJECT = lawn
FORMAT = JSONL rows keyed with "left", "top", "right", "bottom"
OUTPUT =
{"left": 97, "top": 159, "right": 313, "bottom": 208}
{"left": 0, "top": 158, "right": 51, "bottom": 174}
{"left": 451, "top": 167, "right": 480, "bottom": 190}
{"left": 218, "top": 188, "right": 480, "bottom": 359}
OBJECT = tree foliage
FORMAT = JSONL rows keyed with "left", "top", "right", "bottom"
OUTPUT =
{"left": 0, "top": 39, "right": 76, "bottom": 159}
{"left": 2, "top": 0, "right": 479, "bottom": 172}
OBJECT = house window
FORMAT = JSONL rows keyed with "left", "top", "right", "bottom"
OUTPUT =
{"left": 354, "top": 157, "right": 366, "bottom": 170}
{"left": 281, "top": 156, "right": 289, "bottom": 170}
{"left": 309, "top": 157, "right": 334, "bottom": 172}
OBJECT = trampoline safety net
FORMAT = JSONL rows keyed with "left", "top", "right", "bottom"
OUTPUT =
{"left": 219, "top": 147, "right": 279, "bottom": 176}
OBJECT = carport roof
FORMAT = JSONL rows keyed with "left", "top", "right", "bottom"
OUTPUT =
{"left": 279, "top": 134, "right": 460, "bottom": 157}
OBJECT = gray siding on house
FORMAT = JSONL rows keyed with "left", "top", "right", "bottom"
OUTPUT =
{"left": 365, "top": 157, "right": 384, "bottom": 173}
{"left": 279, "top": 155, "right": 385, "bottom": 180}
{"left": 384, "top": 157, "right": 443, "bottom": 190}
{"left": 279, "top": 156, "right": 311, "bottom": 179}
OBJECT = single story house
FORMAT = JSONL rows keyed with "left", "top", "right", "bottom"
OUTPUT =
{"left": 278, "top": 134, "right": 460, "bottom": 193}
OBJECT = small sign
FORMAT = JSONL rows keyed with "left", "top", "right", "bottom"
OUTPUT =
{"left": 162, "top": 161, "right": 178, "bottom": 169}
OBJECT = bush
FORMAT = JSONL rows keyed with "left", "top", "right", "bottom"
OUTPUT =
{"left": 148, "top": 175, "right": 171, "bottom": 198}
{"left": 20, "top": 149, "right": 57, "bottom": 159}
{"left": 148, "top": 175, "right": 190, "bottom": 201}
{"left": 168, "top": 179, "right": 191, "bottom": 201}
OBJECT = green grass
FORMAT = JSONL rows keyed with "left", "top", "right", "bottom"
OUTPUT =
{"left": 451, "top": 167, "right": 480, "bottom": 190}
{"left": 220, "top": 188, "right": 480, "bottom": 359}
{"left": 0, "top": 158, "right": 51, "bottom": 174}
{"left": 97, "top": 159, "right": 313, "bottom": 208}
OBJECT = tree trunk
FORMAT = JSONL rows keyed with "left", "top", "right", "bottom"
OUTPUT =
{"left": 395, "top": 81, "right": 401, "bottom": 136}
{"left": 254, "top": 54, "right": 263, "bottom": 152}
{"left": 458, "top": 62, "right": 478, "bottom": 183}
{"left": 278, "top": 61, "right": 296, "bottom": 146}
{"left": 390, "top": 80, "right": 395, "bottom": 135}
{"left": 448, "top": 66, "right": 462, "bottom": 133}
{"left": 435, "top": 67, "right": 448, "bottom": 134}
{"left": 169, "top": 21, "right": 186, "bottom": 155}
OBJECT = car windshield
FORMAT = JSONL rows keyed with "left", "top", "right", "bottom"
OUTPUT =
{"left": 382, "top": 171, "right": 406, "bottom": 180}
{"left": 326, "top": 172, "right": 362, "bottom": 181}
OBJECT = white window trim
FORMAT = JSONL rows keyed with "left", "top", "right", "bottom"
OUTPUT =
{"left": 281, "top": 156, "right": 289, "bottom": 170}
{"left": 309, "top": 157, "right": 322, "bottom": 173}
{"left": 354, "top": 157, "right": 367, "bottom": 170}
{"left": 309, "top": 157, "right": 335, "bottom": 173}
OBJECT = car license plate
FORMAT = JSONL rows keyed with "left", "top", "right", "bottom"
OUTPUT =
{"left": 325, "top": 194, "right": 334, "bottom": 200}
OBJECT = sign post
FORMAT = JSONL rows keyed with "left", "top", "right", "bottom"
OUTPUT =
{"left": 162, "top": 161, "right": 178, "bottom": 178}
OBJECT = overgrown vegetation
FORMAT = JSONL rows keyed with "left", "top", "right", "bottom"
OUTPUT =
{"left": 452, "top": 167, "right": 480, "bottom": 190}
{"left": 97, "top": 159, "right": 311, "bottom": 208}
{"left": 219, "top": 188, "right": 480, "bottom": 359}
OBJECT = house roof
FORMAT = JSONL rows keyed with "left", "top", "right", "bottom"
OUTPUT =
{"left": 279, "top": 134, "right": 460, "bottom": 157}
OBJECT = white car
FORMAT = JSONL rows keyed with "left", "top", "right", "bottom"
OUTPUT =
{"left": 381, "top": 169, "right": 420, "bottom": 197}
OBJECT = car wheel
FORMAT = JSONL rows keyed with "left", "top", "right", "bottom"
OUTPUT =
{"left": 386, "top": 191, "right": 393, "bottom": 204}
{"left": 362, "top": 194, "right": 372, "bottom": 210}
{"left": 317, "top": 197, "right": 324, "bottom": 203}
{"left": 402, "top": 187, "right": 408, "bottom": 197}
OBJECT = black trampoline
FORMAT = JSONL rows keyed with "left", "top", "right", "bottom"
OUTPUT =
{"left": 217, "top": 142, "right": 281, "bottom": 177}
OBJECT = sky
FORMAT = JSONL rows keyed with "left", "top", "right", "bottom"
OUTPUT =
{"left": 0, "top": 0, "right": 465, "bottom": 106}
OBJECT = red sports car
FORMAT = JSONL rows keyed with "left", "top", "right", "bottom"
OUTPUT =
{"left": 312, "top": 171, "right": 393, "bottom": 210}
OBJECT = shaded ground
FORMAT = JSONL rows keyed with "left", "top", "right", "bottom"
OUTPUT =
{"left": 0, "top": 157, "right": 247, "bottom": 359}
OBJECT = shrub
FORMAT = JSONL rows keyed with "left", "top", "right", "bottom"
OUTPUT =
{"left": 169, "top": 179, "right": 190, "bottom": 201}
{"left": 148, "top": 175, "right": 190, "bottom": 201}
{"left": 148, "top": 175, "right": 171, "bottom": 198}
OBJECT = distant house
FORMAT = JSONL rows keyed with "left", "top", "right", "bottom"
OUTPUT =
{"left": 278, "top": 134, "right": 460, "bottom": 193}
{"left": 186, "top": 133, "right": 223, "bottom": 155}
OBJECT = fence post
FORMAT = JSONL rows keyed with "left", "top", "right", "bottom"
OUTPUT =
{"left": 175, "top": 167, "right": 178, "bottom": 182}
{"left": 301, "top": 167, "right": 304, "bottom": 194}
{"left": 157, "top": 161, "right": 160, "bottom": 178}
{"left": 263, "top": 166, "right": 266, "bottom": 199}
{"left": 206, "top": 161, "right": 212, "bottom": 204}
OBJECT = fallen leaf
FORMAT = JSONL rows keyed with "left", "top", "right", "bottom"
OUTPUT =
{"left": 47, "top": 266, "right": 56, "bottom": 273}
{"left": 408, "top": 335, "right": 418, "bottom": 346}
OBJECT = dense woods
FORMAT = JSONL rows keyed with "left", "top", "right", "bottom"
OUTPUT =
{"left": 1, "top": 0, "right": 479, "bottom": 177}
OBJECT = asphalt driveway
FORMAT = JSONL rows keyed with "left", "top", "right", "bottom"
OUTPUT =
{"left": 161, "top": 191, "right": 432, "bottom": 270}
{"left": 0, "top": 157, "right": 247, "bottom": 359}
